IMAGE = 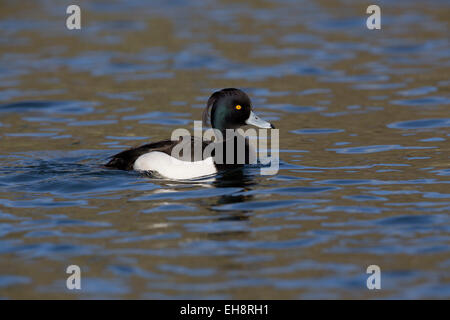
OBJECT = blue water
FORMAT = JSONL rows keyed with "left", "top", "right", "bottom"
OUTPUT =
{"left": 0, "top": 0, "right": 449, "bottom": 299}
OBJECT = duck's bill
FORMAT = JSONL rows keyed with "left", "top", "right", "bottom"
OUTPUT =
{"left": 245, "top": 111, "right": 275, "bottom": 129}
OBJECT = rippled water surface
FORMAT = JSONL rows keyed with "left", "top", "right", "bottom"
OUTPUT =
{"left": 0, "top": 0, "right": 449, "bottom": 299}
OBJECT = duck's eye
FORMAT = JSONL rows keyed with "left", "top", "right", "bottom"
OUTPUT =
{"left": 235, "top": 105, "right": 242, "bottom": 110}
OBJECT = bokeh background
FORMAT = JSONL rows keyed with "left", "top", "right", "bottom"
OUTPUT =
{"left": 0, "top": 0, "right": 449, "bottom": 299}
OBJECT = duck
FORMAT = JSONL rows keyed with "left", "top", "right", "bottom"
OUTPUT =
{"left": 105, "top": 88, "right": 275, "bottom": 179}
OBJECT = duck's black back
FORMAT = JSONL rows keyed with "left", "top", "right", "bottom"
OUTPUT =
{"left": 105, "top": 135, "right": 253, "bottom": 171}
{"left": 105, "top": 137, "right": 212, "bottom": 171}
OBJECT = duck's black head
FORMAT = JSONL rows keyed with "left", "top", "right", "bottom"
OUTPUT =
{"left": 203, "top": 88, "right": 275, "bottom": 131}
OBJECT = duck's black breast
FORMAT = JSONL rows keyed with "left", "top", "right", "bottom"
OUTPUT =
{"left": 213, "top": 137, "right": 253, "bottom": 171}
{"left": 105, "top": 136, "right": 212, "bottom": 171}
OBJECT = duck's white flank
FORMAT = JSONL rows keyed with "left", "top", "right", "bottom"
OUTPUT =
{"left": 133, "top": 151, "right": 217, "bottom": 180}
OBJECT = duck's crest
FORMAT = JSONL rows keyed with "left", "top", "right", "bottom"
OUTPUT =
{"left": 202, "top": 88, "right": 240, "bottom": 127}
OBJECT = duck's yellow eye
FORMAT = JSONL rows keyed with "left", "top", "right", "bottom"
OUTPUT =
{"left": 235, "top": 105, "right": 242, "bottom": 110}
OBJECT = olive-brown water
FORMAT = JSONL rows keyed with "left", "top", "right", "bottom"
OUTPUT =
{"left": 0, "top": 0, "right": 449, "bottom": 299}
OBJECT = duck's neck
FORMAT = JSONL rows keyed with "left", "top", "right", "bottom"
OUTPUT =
{"left": 212, "top": 127, "right": 244, "bottom": 144}
{"left": 212, "top": 126, "right": 229, "bottom": 141}
{"left": 213, "top": 126, "right": 229, "bottom": 136}
{"left": 211, "top": 109, "right": 228, "bottom": 133}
